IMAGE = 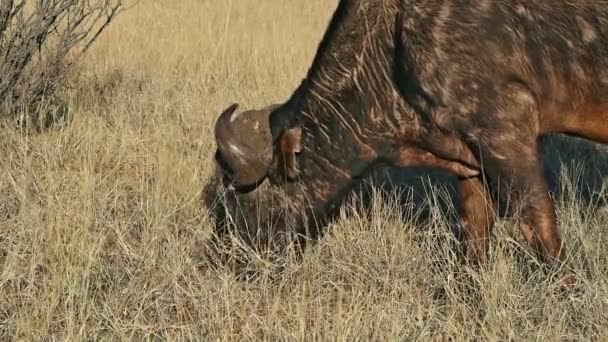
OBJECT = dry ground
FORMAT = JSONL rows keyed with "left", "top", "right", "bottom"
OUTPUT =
{"left": 2, "top": 0, "right": 608, "bottom": 340}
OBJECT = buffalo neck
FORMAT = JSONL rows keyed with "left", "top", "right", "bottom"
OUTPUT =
{"left": 273, "top": 0, "right": 421, "bottom": 236}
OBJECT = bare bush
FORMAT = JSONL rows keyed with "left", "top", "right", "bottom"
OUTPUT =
{"left": 0, "top": 0, "right": 125, "bottom": 130}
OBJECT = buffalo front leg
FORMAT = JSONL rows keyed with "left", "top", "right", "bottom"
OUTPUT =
{"left": 488, "top": 155, "right": 573, "bottom": 286}
{"left": 458, "top": 176, "right": 496, "bottom": 264}
{"left": 468, "top": 83, "right": 574, "bottom": 287}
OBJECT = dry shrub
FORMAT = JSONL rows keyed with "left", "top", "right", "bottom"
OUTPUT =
{"left": 0, "top": 0, "right": 124, "bottom": 131}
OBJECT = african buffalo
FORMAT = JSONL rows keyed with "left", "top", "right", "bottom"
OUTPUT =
{"left": 211, "top": 0, "right": 608, "bottom": 286}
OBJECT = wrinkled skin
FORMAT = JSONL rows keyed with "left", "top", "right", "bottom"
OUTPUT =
{"left": 210, "top": 0, "right": 608, "bottom": 287}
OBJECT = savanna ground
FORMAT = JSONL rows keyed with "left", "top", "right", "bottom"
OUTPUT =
{"left": 1, "top": 0, "right": 608, "bottom": 340}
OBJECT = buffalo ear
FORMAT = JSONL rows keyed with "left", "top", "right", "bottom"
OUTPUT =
{"left": 280, "top": 126, "right": 302, "bottom": 154}
{"left": 278, "top": 126, "right": 302, "bottom": 180}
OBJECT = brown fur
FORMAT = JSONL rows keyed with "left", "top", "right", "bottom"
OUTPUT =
{"left": 457, "top": 177, "right": 495, "bottom": 263}
{"left": 275, "top": 126, "right": 303, "bottom": 181}
{"left": 395, "top": 146, "right": 478, "bottom": 178}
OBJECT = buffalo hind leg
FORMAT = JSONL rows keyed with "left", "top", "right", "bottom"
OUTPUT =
{"left": 458, "top": 176, "right": 496, "bottom": 264}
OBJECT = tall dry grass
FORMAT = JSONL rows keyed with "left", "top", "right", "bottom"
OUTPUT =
{"left": 1, "top": 0, "right": 608, "bottom": 340}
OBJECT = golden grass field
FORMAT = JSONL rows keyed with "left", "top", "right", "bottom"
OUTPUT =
{"left": 2, "top": 0, "right": 608, "bottom": 340}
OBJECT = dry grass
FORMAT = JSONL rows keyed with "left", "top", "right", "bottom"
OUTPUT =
{"left": 1, "top": 0, "right": 608, "bottom": 340}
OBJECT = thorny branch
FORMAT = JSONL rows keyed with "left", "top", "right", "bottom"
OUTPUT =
{"left": 0, "top": 0, "right": 125, "bottom": 129}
